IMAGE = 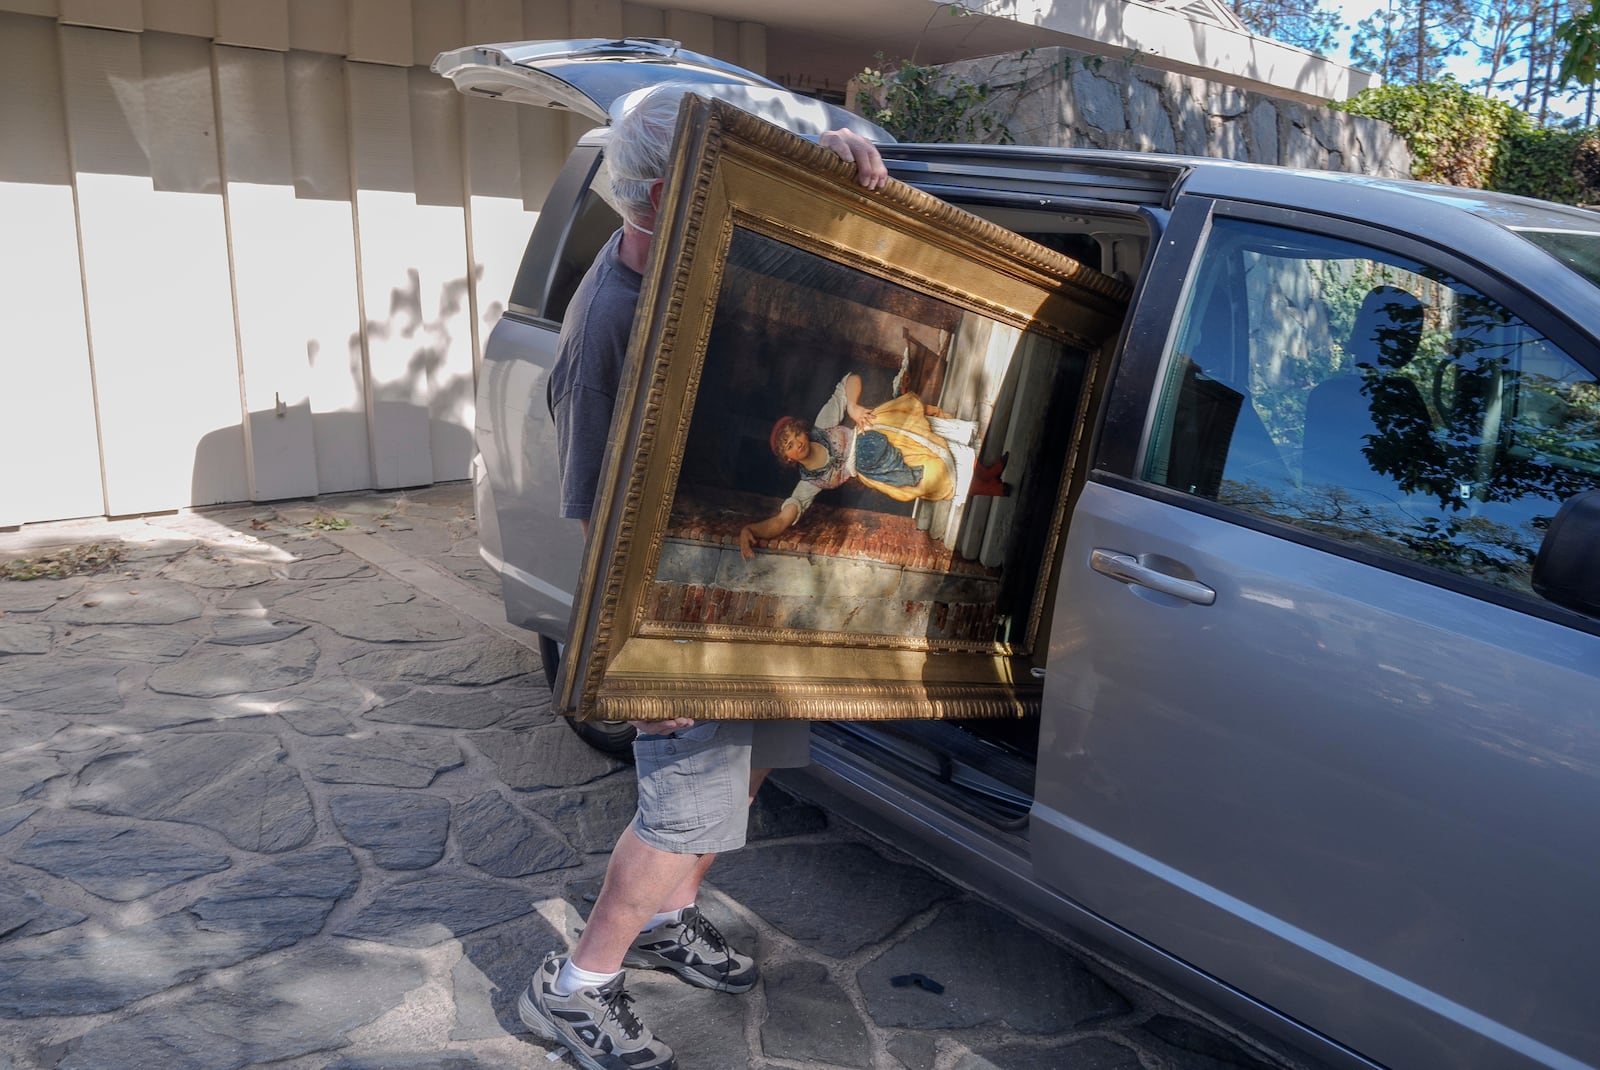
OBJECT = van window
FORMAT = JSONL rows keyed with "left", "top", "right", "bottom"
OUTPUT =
{"left": 539, "top": 187, "right": 623, "bottom": 323}
{"left": 1145, "top": 217, "right": 1600, "bottom": 601}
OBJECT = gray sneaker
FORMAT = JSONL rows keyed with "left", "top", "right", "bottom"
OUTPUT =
{"left": 622, "top": 904, "right": 758, "bottom": 993}
{"left": 518, "top": 953, "right": 676, "bottom": 1070}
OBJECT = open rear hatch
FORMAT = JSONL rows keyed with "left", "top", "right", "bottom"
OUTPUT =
{"left": 431, "top": 37, "right": 888, "bottom": 138}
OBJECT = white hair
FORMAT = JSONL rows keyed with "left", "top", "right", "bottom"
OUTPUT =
{"left": 607, "top": 84, "right": 691, "bottom": 229}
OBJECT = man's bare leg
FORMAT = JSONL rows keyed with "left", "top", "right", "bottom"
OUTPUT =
{"left": 572, "top": 826, "right": 704, "bottom": 974}
{"left": 652, "top": 766, "right": 771, "bottom": 913}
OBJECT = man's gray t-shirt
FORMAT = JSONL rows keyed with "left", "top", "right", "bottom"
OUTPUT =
{"left": 547, "top": 227, "right": 811, "bottom": 769}
{"left": 551, "top": 230, "right": 642, "bottom": 520}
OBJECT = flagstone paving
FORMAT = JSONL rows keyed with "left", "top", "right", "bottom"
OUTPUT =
{"left": 0, "top": 486, "right": 1305, "bottom": 1070}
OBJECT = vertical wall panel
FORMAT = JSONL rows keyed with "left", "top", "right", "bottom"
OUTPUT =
{"left": 464, "top": 0, "right": 519, "bottom": 41}
{"left": 288, "top": 0, "right": 346, "bottom": 54}
{"left": 460, "top": 0, "right": 526, "bottom": 381}
{"left": 664, "top": 9, "right": 713, "bottom": 53}
{"left": 520, "top": 0, "right": 563, "bottom": 39}
{"left": 63, "top": 26, "right": 247, "bottom": 513}
{"left": 58, "top": 0, "right": 139, "bottom": 30}
{"left": 349, "top": 0, "right": 412, "bottom": 65}
{"left": 411, "top": 0, "right": 461, "bottom": 68}
{"left": 215, "top": 45, "right": 325, "bottom": 502}
{"left": 738, "top": 22, "right": 766, "bottom": 76}
{"left": 713, "top": 17, "right": 738, "bottom": 62}
{"left": 142, "top": 0, "right": 212, "bottom": 35}
{"left": 462, "top": 91, "right": 539, "bottom": 368}
{"left": 214, "top": 0, "right": 288, "bottom": 50}
{"left": 408, "top": 66, "right": 477, "bottom": 483}
{"left": 621, "top": 2, "right": 662, "bottom": 38}
{"left": 0, "top": 13, "right": 103, "bottom": 525}
{"left": 568, "top": 0, "right": 618, "bottom": 38}
{"left": 285, "top": 51, "right": 370, "bottom": 494}
{"left": 348, "top": 60, "right": 435, "bottom": 486}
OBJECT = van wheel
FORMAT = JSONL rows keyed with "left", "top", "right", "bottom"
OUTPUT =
{"left": 538, "top": 635, "right": 636, "bottom": 759}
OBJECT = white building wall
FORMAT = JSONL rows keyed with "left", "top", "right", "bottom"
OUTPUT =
{"left": 0, "top": 13, "right": 105, "bottom": 525}
{"left": 0, "top": 0, "right": 769, "bottom": 526}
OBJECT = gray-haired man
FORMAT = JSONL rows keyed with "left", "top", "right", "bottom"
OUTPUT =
{"left": 519, "top": 86, "right": 886, "bottom": 1070}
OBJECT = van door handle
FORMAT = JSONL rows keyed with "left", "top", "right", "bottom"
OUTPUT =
{"left": 1090, "top": 549, "right": 1216, "bottom": 606}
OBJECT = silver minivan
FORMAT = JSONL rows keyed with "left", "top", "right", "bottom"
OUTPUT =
{"left": 435, "top": 39, "right": 1600, "bottom": 1070}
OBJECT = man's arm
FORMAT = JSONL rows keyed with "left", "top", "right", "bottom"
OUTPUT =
{"left": 819, "top": 129, "right": 887, "bottom": 190}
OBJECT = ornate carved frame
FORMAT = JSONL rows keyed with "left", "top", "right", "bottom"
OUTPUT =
{"left": 558, "top": 96, "right": 1130, "bottom": 722}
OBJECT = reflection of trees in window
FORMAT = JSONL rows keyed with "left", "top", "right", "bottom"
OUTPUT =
{"left": 1220, "top": 479, "right": 1540, "bottom": 591}
{"left": 1223, "top": 290, "right": 1600, "bottom": 595}
{"left": 1244, "top": 256, "right": 1449, "bottom": 454}
{"left": 1514, "top": 373, "right": 1600, "bottom": 462}
{"left": 1174, "top": 218, "right": 1600, "bottom": 599}
{"left": 1243, "top": 252, "right": 1346, "bottom": 450}
{"left": 1358, "top": 291, "right": 1600, "bottom": 515}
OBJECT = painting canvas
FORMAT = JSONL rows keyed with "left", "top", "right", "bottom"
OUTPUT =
{"left": 559, "top": 97, "right": 1130, "bottom": 722}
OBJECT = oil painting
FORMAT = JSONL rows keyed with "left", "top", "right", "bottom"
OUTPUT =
{"left": 559, "top": 97, "right": 1130, "bottom": 721}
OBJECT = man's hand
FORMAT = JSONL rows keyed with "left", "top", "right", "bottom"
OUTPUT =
{"left": 629, "top": 717, "right": 695, "bottom": 735}
{"left": 820, "top": 129, "right": 887, "bottom": 190}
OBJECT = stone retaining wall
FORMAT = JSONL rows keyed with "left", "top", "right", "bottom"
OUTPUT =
{"left": 930, "top": 47, "right": 1413, "bottom": 178}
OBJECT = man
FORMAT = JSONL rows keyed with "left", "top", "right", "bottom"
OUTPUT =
{"left": 520, "top": 84, "right": 886, "bottom": 1070}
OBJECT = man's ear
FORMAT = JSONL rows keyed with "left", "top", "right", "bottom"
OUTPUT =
{"left": 648, "top": 178, "right": 665, "bottom": 212}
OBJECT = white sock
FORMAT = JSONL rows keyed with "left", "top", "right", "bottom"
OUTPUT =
{"left": 641, "top": 906, "right": 687, "bottom": 933}
{"left": 554, "top": 959, "right": 620, "bottom": 996}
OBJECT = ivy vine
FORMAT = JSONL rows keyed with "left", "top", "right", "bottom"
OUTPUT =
{"left": 1334, "top": 78, "right": 1600, "bottom": 205}
{"left": 855, "top": 57, "right": 1014, "bottom": 145}
{"left": 1332, "top": 78, "right": 1516, "bottom": 187}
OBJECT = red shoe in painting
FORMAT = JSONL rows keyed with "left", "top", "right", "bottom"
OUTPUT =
{"left": 968, "top": 452, "right": 1010, "bottom": 498}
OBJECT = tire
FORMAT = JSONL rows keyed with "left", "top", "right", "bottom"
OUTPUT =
{"left": 538, "top": 635, "right": 637, "bottom": 759}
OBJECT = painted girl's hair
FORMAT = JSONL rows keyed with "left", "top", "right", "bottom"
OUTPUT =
{"left": 769, "top": 416, "right": 811, "bottom": 466}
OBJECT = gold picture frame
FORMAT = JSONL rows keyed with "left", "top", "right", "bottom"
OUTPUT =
{"left": 559, "top": 96, "right": 1130, "bottom": 722}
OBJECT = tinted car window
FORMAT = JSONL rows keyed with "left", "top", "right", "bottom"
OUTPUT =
{"left": 1516, "top": 227, "right": 1600, "bottom": 289}
{"left": 1145, "top": 216, "right": 1600, "bottom": 600}
{"left": 505, "top": 142, "right": 620, "bottom": 322}
{"left": 542, "top": 188, "right": 623, "bottom": 323}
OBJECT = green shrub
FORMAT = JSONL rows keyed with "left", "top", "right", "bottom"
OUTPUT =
{"left": 1333, "top": 79, "right": 1517, "bottom": 187}
{"left": 1492, "top": 123, "right": 1590, "bottom": 202}
{"left": 1494, "top": 124, "right": 1600, "bottom": 204}
{"left": 1336, "top": 78, "right": 1598, "bottom": 204}
{"left": 1577, "top": 135, "right": 1600, "bottom": 195}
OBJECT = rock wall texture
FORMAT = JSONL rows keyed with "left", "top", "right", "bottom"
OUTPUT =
{"left": 933, "top": 47, "right": 1413, "bottom": 178}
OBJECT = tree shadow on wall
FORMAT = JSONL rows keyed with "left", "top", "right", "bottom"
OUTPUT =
{"left": 191, "top": 268, "right": 478, "bottom": 506}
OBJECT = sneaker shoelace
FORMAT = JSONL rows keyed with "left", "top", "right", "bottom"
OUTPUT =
{"left": 599, "top": 985, "right": 645, "bottom": 1041}
{"left": 682, "top": 911, "right": 731, "bottom": 957}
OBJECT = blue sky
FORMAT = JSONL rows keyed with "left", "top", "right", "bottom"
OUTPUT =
{"left": 1325, "top": 1, "right": 1485, "bottom": 78}
{"left": 1324, "top": 0, "right": 1586, "bottom": 119}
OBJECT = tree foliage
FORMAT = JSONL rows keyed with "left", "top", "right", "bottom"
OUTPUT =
{"left": 1350, "top": 0, "right": 1476, "bottom": 85}
{"left": 854, "top": 58, "right": 1014, "bottom": 144}
{"left": 1473, "top": 0, "right": 1537, "bottom": 101}
{"left": 1459, "top": 0, "right": 1592, "bottom": 123}
{"left": 1557, "top": 2, "right": 1600, "bottom": 87}
{"left": 1491, "top": 122, "right": 1597, "bottom": 200}
{"left": 1334, "top": 78, "right": 1518, "bottom": 184}
{"left": 1228, "top": 0, "right": 1345, "bottom": 53}
{"left": 1219, "top": 0, "right": 1595, "bottom": 124}
{"left": 1337, "top": 77, "right": 1600, "bottom": 202}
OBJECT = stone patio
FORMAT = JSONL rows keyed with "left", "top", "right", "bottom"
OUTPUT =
{"left": 0, "top": 486, "right": 1301, "bottom": 1070}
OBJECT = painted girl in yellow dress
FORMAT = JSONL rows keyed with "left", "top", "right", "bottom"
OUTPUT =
{"left": 738, "top": 373, "right": 1007, "bottom": 559}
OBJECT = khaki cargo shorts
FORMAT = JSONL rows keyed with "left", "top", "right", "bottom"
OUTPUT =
{"left": 629, "top": 720, "right": 810, "bottom": 854}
